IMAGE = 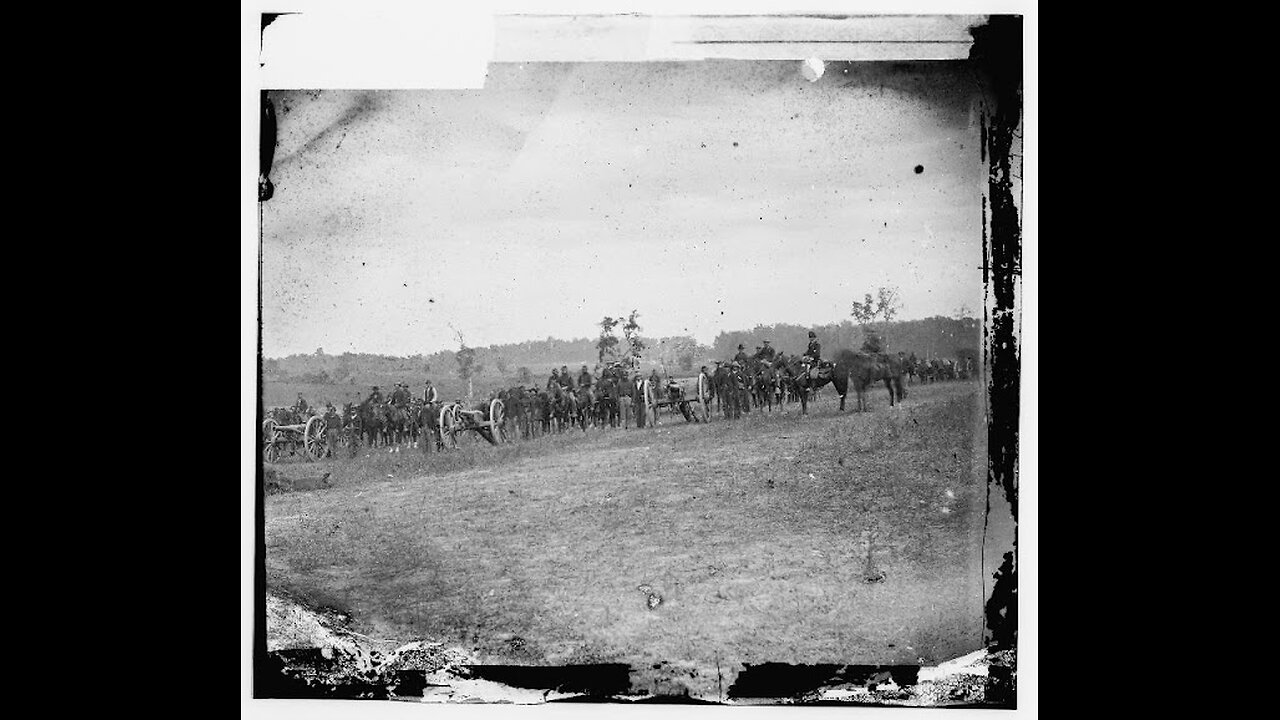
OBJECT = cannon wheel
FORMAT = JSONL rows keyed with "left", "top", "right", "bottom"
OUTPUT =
{"left": 489, "top": 399, "right": 507, "bottom": 443}
{"left": 304, "top": 416, "right": 327, "bottom": 461}
{"left": 439, "top": 403, "right": 459, "bottom": 449}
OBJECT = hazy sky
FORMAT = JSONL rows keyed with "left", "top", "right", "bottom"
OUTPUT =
{"left": 261, "top": 60, "right": 986, "bottom": 358}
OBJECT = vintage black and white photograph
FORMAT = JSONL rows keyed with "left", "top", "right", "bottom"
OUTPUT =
{"left": 245, "top": 4, "right": 1030, "bottom": 711}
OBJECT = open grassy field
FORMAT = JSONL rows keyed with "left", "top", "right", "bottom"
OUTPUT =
{"left": 262, "top": 380, "right": 989, "bottom": 699}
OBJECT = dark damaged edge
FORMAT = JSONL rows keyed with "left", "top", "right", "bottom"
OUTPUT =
{"left": 973, "top": 13, "right": 1021, "bottom": 709}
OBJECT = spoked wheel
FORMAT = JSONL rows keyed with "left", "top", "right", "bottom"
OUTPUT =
{"left": 263, "top": 432, "right": 281, "bottom": 463}
{"left": 304, "top": 416, "right": 327, "bottom": 461}
{"left": 490, "top": 399, "right": 507, "bottom": 443}
{"left": 439, "top": 403, "right": 459, "bottom": 449}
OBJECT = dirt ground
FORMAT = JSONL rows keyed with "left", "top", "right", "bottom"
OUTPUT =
{"left": 262, "top": 381, "right": 993, "bottom": 700}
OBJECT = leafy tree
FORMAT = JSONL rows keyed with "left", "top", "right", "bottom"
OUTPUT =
{"left": 454, "top": 329, "right": 477, "bottom": 401}
{"left": 621, "top": 310, "right": 645, "bottom": 367}
{"left": 851, "top": 286, "right": 904, "bottom": 352}
{"left": 597, "top": 316, "right": 620, "bottom": 363}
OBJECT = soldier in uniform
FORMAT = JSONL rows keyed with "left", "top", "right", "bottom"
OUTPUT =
{"left": 423, "top": 379, "right": 439, "bottom": 404}
{"left": 547, "top": 368, "right": 561, "bottom": 391}
{"left": 578, "top": 365, "right": 593, "bottom": 390}
{"left": 294, "top": 393, "right": 310, "bottom": 415}
{"left": 805, "top": 331, "right": 822, "bottom": 365}
{"left": 756, "top": 340, "right": 777, "bottom": 363}
{"left": 633, "top": 373, "right": 647, "bottom": 428}
{"left": 323, "top": 403, "right": 341, "bottom": 457}
{"left": 366, "top": 386, "right": 383, "bottom": 405}
{"left": 734, "top": 344, "right": 750, "bottom": 365}
{"left": 559, "top": 366, "right": 575, "bottom": 390}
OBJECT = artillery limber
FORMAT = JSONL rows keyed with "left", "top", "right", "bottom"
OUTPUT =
{"left": 262, "top": 415, "right": 328, "bottom": 463}
{"left": 438, "top": 398, "right": 507, "bottom": 449}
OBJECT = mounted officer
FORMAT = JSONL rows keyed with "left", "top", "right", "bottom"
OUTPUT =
{"left": 734, "top": 344, "right": 750, "bottom": 365}
{"left": 365, "top": 385, "right": 383, "bottom": 405}
{"left": 804, "top": 331, "right": 822, "bottom": 365}
{"left": 390, "top": 382, "right": 409, "bottom": 408}
{"left": 578, "top": 365, "right": 593, "bottom": 390}
{"left": 559, "top": 365, "right": 575, "bottom": 390}
{"left": 294, "top": 393, "right": 310, "bottom": 415}
{"left": 423, "top": 379, "right": 439, "bottom": 404}
{"left": 754, "top": 340, "right": 776, "bottom": 363}
{"left": 547, "top": 368, "right": 561, "bottom": 391}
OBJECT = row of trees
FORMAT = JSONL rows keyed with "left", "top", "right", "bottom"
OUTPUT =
{"left": 266, "top": 288, "right": 980, "bottom": 397}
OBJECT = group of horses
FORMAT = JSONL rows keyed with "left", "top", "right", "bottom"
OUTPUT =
{"left": 705, "top": 349, "right": 912, "bottom": 419}
{"left": 267, "top": 349, "right": 974, "bottom": 459}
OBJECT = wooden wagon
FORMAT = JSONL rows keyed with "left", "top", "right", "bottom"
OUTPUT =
{"left": 262, "top": 415, "right": 327, "bottom": 463}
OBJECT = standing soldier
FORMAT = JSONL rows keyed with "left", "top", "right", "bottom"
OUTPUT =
{"left": 633, "top": 373, "right": 647, "bottom": 428}
{"left": 323, "top": 403, "right": 341, "bottom": 458}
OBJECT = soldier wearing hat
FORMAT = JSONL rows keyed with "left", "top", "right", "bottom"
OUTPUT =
{"left": 390, "top": 382, "right": 409, "bottom": 408}
{"left": 423, "top": 379, "right": 439, "bottom": 404}
{"left": 559, "top": 365, "right": 575, "bottom": 390}
{"left": 366, "top": 385, "right": 383, "bottom": 405}
{"left": 734, "top": 343, "right": 750, "bottom": 365}
{"left": 578, "top": 365, "right": 594, "bottom": 390}
{"left": 323, "top": 402, "right": 341, "bottom": 457}
{"left": 805, "top": 331, "right": 822, "bottom": 365}
{"left": 755, "top": 340, "right": 776, "bottom": 363}
{"left": 547, "top": 368, "right": 561, "bottom": 391}
{"left": 294, "top": 393, "right": 310, "bottom": 415}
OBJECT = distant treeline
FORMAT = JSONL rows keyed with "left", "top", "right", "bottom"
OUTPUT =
{"left": 264, "top": 317, "right": 980, "bottom": 403}
{"left": 711, "top": 316, "right": 981, "bottom": 362}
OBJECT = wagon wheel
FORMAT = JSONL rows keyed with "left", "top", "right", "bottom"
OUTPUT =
{"left": 439, "top": 403, "right": 459, "bottom": 449}
{"left": 489, "top": 399, "right": 507, "bottom": 443}
{"left": 304, "top": 416, "right": 327, "bottom": 461}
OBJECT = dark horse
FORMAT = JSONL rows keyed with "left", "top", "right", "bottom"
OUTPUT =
{"left": 778, "top": 354, "right": 851, "bottom": 415}
{"left": 841, "top": 349, "right": 907, "bottom": 412}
